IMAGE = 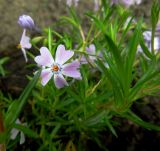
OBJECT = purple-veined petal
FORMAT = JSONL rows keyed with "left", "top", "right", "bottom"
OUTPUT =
{"left": 55, "top": 44, "right": 74, "bottom": 65}
{"left": 18, "top": 15, "right": 35, "bottom": 30}
{"left": 62, "top": 60, "right": 82, "bottom": 79}
{"left": 20, "top": 29, "right": 32, "bottom": 49}
{"left": 35, "top": 47, "right": 54, "bottom": 67}
{"left": 54, "top": 74, "right": 68, "bottom": 89}
{"left": 41, "top": 68, "right": 53, "bottom": 86}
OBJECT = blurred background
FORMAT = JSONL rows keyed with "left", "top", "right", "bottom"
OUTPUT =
{"left": 0, "top": 0, "right": 160, "bottom": 151}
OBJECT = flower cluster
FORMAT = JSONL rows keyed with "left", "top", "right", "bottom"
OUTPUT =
{"left": 17, "top": 8, "right": 160, "bottom": 89}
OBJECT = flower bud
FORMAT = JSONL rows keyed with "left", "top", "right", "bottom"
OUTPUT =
{"left": 18, "top": 15, "right": 35, "bottom": 30}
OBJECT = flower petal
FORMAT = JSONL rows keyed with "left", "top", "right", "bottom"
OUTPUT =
{"left": 80, "top": 55, "right": 88, "bottom": 64}
{"left": 18, "top": 15, "right": 35, "bottom": 30}
{"left": 86, "top": 44, "right": 96, "bottom": 55}
{"left": 10, "top": 128, "right": 19, "bottom": 140}
{"left": 41, "top": 68, "right": 53, "bottom": 86}
{"left": 35, "top": 47, "right": 54, "bottom": 67}
{"left": 143, "top": 31, "right": 151, "bottom": 41}
{"left": 62, "top": 60, "right": 82, "bottom": 79}
{"left": 154, "top": 37, "right": 160, "bottom": 50}
{"left": 55, "top": 44, "right": 74, "bottom": 65}
{"left": 21, "top": 48, "right": 28, "bottom": 62}
{"left": 20, "top": 132, "right": 25, "bottom": 144}
{"left": 20, "top": 29, "right": 32, "bottom": 49}
{"left": 54, "top": 74, "right": 68, "bottom": 89}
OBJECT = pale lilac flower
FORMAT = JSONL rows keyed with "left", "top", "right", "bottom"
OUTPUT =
{"left": 157, "top": 23, "right": 160, "bottom": 32}
{"left": 35, "top": 45, "right": 81, "bottom": 88}
{"left": 74, "top": 0, "right": 79, "bottom": 6}
{"left": 143, "top": 31, "right": 160, "bottom": 51}
{"left": 154, "top": 37, "right": 160, "bottom": 51}
{"left": 121, "top": 0, "right": 142, "bottom": 6}
{"left": 18, "top": 29, "right": 32, "bottom": 62}
{"left": 111, "top": 0, "right": 142, "bottom": 7}
{"left": 18, "top": 15, "right": 35, "bottom": 30}
{"left": 10, "top": 119, "right": 26, "bottom": 145}
{"left": 94, "top": 0, "right": 100, "bottom": 11}
{"left": 138, "top": 29, "right": 160, "bottom": 53}
{"left": 66, "top": 0, "right": 79, "bottom": 7}
{"left": 80, "top": 44, "right": 96, "bottom": 64}
{"left": 66, "top": 0, "right": 72, "bottom": 6}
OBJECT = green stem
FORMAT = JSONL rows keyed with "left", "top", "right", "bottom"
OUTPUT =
{"left": 151, "top": 28, "right": 155, "bottom": 55}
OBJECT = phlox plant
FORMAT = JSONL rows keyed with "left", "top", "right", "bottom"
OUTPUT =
{"left": 0, "top": 0, "right": 160, "bottom": 150}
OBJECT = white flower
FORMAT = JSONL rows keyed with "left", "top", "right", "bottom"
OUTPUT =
{"left": 10, "top": 119, "right": 26, "bottom": 145}
{"left": 18, "top": 29, "right": 32, "bottom": 62}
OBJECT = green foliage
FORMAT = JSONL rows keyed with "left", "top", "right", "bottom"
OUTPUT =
{"left": 0, "top": 57, "right": 9, "bottom": 77}
{"left": 1, "top": 0, "right": 160, "bottom": 150}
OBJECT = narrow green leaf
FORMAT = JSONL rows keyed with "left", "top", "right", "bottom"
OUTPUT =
{"left": 31, "top": 36, "right": 44, "bottom": 45}
{"left": 106, "top": 120, "right": 117, "bottom": 137}
{"left": 124, "top": 110, "right": 160, "bottom": 131}
{"left": 104, "top": 34, "right": 123, "bottom": 72}
{"left": 50, "top": 123, "right": 61, "bottom": 139}
{"left": 130, "top": 63, "right": 157, "bottom": 101}
{"left": 86, "top": 13, "right": 104, "bottom": 32}
{"left": 13, "top": 124, "right": 38, "bottom": 138}
{"left": 60, "top": 16, "right": 78, "bottom": 28}
{"left": 4, "top": 70, "right": 41, "bottom": 128}
{"left": 84, "top": 111, "right": 106, "bottom": 127}
{"left": 125, "top": 21, "right": 141, "bottom": 89}
{"left": 48, "top": 28, "right": 52, "bottom": 52}
{"left": 139, "top": 38, "right": 153, "bottom": 59}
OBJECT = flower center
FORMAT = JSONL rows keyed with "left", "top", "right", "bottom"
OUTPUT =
{"left": 17, "top": 44, "right": 21, "bottom": 49}
{"left": 52, "top": 65, "right": 59, "bottom": 71}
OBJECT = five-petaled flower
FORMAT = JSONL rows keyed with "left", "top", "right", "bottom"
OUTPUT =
{"left": 17, "top": 29, "right": 32, "bottom": 62}
{"left": 35, "top": 45, "right": 82, "bottom": 89}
